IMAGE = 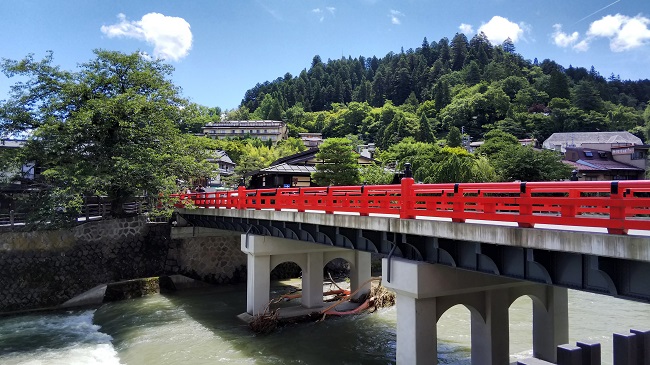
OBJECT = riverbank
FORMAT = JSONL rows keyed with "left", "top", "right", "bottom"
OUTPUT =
{"left": 0, "top": 275, "right": 209, "bottom": 318}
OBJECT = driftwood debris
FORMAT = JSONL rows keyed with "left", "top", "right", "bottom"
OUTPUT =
{"left": 249, "top": 277, "right": 396, "bottom": 334}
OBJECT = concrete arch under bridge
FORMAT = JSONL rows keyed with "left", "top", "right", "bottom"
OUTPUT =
{"left": 383, "top": 257, "right": 568, "bottom": 364}
{"left": 242, "top": 234, "right": 371, "bottom": 316}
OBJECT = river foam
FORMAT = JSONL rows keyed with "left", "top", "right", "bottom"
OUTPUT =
{"left": 0, "top": 310, "right": 122, "bottom": 365}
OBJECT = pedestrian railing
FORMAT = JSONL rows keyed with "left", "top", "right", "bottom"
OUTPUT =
{"left": 172, "top": 180, "right": 650, "bottom": 235}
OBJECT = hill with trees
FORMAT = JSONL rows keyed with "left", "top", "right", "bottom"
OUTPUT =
{"left": 232, "top": 32, "right": 650, "bottom": 147}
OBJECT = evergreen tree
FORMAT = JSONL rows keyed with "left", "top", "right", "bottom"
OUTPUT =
{"left": 465, "top": 61, "right": 481, "bottom": 86}
{"left": 447, "top": 126, "right": 462, "bottom": 147}
{"left": 417, "top": 113, "right": 434, "bottom": 142}
{"left": 437, "top": 37, "right": 451, "bottom": 67}
{"left": 548, "top": 70, "right": 571, "bottom": 100}
{"left": 502, "top": 38, "right": 516, "bottom": 54}
{"left": 312, "top": 138, "right": 360, "bottom": 186}
{"left": 572, "top": 80, "right": 604, "bottom": 112}
{"left": 450, "top": 33, "right": 469, "bottom": 71}
{"left": 433, "top": 80, "right": 451, "bottom": 111}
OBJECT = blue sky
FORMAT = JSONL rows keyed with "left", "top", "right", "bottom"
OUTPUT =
{"left": 1, "top": 0, "right": 649, "bottom": 110}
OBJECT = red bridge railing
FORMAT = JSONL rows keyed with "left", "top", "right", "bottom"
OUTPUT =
{"left": 172, "top": 179, "right": 650, "bottom": 235}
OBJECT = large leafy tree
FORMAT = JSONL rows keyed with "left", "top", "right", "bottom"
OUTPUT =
{"left": 492, "top": 145, "right": 571, "bottom": 181}
{"left": 312, "top": 138, "right": 360, "bottom": 186}
{"left": 0, "top": 50, "right": 216, "bottom": 225}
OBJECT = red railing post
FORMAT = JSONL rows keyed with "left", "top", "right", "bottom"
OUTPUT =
{"left": 518, "top": 182, "right": 533, "bottom": 228}
{"left": 400, "top": 163, "right": 415, "bottom": 219}
{"left": 360, "top": 184, "right": 369, "bottom": 216}
{"left": 451, "top": 183, "right": 465, "bottom": 223}
{"left": 608, "top": 181, "right": 626, "bottom": 235}
{"left": 297, "top": 188, "right": 305, "bottom": 213}
{"left": 561, "top": 188, "right": 579, "bottom": 218}
{"left": 325, "top": 186, "right": 334, "bottom": 214}
{"left": 237, "top": 184, "right": 246, "bottom": 210}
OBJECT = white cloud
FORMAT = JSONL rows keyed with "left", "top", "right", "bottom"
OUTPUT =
{"left": 573, "top": 39, "right": 590, "bottom": 52}
{"left": 100, "top": 13, "right": 192, "bottom": 61}
{"left": 459, "top": 23, "right": 474, "bottom": 35}
{"left": 588, "top": 14, "right": 625, "bottom": 37}
{"left": 552, "top": 24, "right": 580, "bottom": 47}
{"left": 312, "top": 7, "right": 335, "bottom": 22}
{"left": 390, "top": 10, "right": 403, "bottom": 25}
{"left": 587, "top": 14, "right": 650, "bottom": 51}
{"left": 477, "top": 16, "right": 525, "bottom": 44}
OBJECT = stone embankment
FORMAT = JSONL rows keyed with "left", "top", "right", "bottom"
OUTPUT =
{"left": 0, "top": 217, "right": 247, "bottom": 313}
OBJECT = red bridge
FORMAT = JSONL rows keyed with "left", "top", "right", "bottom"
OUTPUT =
{"left": 174, "top": 179, "right": 650, "bottom": 235}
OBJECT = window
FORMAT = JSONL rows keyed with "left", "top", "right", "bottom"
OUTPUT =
{"left": 584, "top": 151, "right": 593, "bottom": 158}
{"left": 632, "top": 151, "right": 646, "bottom": 160}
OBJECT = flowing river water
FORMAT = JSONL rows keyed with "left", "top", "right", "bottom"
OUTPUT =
{"left": 1, "top": 283, "right": 650, "bottom": 365}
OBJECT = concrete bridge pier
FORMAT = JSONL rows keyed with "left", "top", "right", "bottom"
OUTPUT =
{"left": 241, "top": 234, "right": 371, "bottom": 315}
{"left": 382, "top": 258, "right": 568, "bottom": 365}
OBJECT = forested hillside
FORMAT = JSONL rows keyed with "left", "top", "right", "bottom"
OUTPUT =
{"left": 234, "top": 32, "right": 650, "bottom": 147}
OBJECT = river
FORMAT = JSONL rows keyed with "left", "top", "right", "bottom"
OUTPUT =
{"left": 1, "top": 283, "right": 649, "bottom": 365}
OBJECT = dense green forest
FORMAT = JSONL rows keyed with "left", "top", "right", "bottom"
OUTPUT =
{"left": 231, "top": 32, "right": 650, "bottom": 147}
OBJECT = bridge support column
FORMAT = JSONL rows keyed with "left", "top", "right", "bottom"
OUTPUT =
{"left": 471, "top": 288, "right": 510, "bottom": 364}
{"left": 242, "top": 234, "right": 363, "bottom": 315}
{"left": 301, "top": 252, "right": 324, "bottom": 308}
{"left": 396, "top": 294, "right": 438, "bottom": 364}
{"left": 246, "top": 254, "right": 271, "bottom": 315}
{"left": 533, "top": 285, "right": 569, "bottom": 362}
{"left": 383, "top": 257, "right": 563, "bottom": 365}
{"left": 349, "top": 251, "right": 372, "bottom": 299}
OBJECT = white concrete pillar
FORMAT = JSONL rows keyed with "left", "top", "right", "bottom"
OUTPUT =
{"left": 301, "top": 252, "right": 324, "bottom": 308}
{"left": 247, "top": 254, "right": 271, "bottom": 315}
{"left": 470, "top": 289, "right": 510, "bottom": 365}
{"left": 383, "top": 258, "right": 535, "bottom": 365}
{"left": 396, "top": 294, "right": 438, "bottom": 364}
{"left": 350, "top": 251, "right": 372, "bottom": 300}
{"left": 533, "top": 285, "right": 569, "bottom": 362}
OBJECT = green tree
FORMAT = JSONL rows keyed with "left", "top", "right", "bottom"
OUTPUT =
{"left": 475, "top": 129, "right": 519, "bottom": 157}
{"left": 312, "top": 138, "right": 360, "bottom": 186}
{"left": 359, "top": 164, "right": 393, "bottom": 185}
{"left": 447, "top": 126, "right": 462, "bottom": 147}
{"left": 179, "top": 104, "right": 221, "bottom": 134}
{"left": 492, "top": 145, "right": 571, "bottom": 181}
{"left": 419, "top": 147, "right": 498, "bottom": 183}
{"left": 0, "top": 50, "right": 216, "bottom": 226}
{"left": 502, "top": 37, "right": 516, "bottom": 54}
{"left": 450, "top": 33, "right": 469, "bottom": 71}
{"left": 572, "top": 80, "right": 604, "bottom": 112}
{"left": 417, "top": 113, "right": 435, "bottom": 142}
{"left": 547, "top": 70, "right": 570, "bottom": 100}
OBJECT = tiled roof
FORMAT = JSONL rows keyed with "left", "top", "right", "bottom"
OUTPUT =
{"left": 270, "top": 148, "right": 319, "bottom": 166}
{"left": 205, "top": 120, "right": 284, "bottom": 127}
{"left": 562, "top": 159, "right": 643, "bottom": 172}
{"left": 258, "top": 163, "right": 316, "bottom": 174}
{"left": 544, "top": 131, "right": 642, "bottom": 147}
